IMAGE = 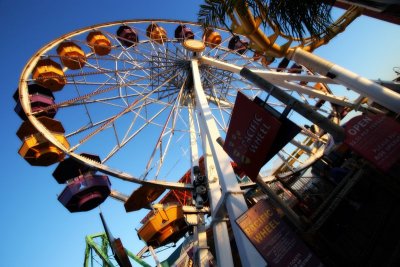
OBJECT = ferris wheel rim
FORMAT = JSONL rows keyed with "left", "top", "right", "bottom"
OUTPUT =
{"left": 18, "top": 19, "right": 248, "bottom": 190}
{"left": 18, "top": 19, "right": 339, "bottom": 191}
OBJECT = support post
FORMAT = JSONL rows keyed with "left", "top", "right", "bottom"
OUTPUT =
{"left": 289, "top": 48, "right": 400, "bottom": 114}
{"left": 188, "top": 101, "right": 209, "bottom": 267}
{"left": 215, "top": 137, "right": 306, "bottom": 230}
{"left": 240, "top": 67, "right": 346, "bottom": 142}
{"left": 85, "top": 234, "right": 116, "bottom": 267}
{"left": 191, "top": 59, "right": 266, "bottom": 267}
{"left": 198, "top": 115, "right": 234, "bottom": 267}
{"left": 148, "top": 246, "right": 161, "bottom": 267}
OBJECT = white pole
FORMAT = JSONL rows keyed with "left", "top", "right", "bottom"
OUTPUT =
{"left": 191, "top": 59, "right": 266, "bottom": 267}
{"left": 188, "top": 101, "right": 209, "bottom": 267}
{"left": 289, "top": 48, "right": 400, "bottom": 113}
{"left": 148, "top": 246, "right": 161, "bottom": 267}
{"left": 198, "top": 113, "right": 234, "bottom": 267}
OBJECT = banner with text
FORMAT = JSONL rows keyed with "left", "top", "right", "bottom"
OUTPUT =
{"left": 344, "top": 115, "right": 400, "bottom": 172}
{"left": 223, "top": 92, "right": 281, "bottom": 180}
{"left": 236, "top": 199, "right": 323, "bottom": 267}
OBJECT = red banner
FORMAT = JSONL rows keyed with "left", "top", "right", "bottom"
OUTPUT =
{"left": 236, "top": 199, "right": 323, "bottom": 266}
{"left": 344, "top": 115, "right": 400, "bottom": 172}
{"left": 223, "top": 92, "right": 281, "bottom": 180}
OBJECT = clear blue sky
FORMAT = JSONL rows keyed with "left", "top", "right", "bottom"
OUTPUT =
{"left": 0, "top": 1, "right": 399, "bottom": 266}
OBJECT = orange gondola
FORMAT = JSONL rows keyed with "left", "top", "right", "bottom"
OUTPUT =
{"left": 16, "top": 117, "right": 69, "bottom": 166}
{"left": 146, "top": 23, "right": 167, "bottom": 44}
{"left": 57, "top": 41, "right": 86, "bottom": 70}
{"left": 137, "top": 204, "right": 188, "bottom": 248}
{"left": 32, "top": 59, "right": 66, "bottom": 91}
{"left": 203, "top": 28, "right": 221, "bottom": 48}
{"left": 87, "top": 31, "right": 112, "bottom": 56}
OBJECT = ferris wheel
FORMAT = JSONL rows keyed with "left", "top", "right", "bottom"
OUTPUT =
{"left": 14, "top": 18, "right": 399, "bottom": 267}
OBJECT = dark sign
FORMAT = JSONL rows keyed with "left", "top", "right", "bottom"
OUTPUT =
{"left": 236, "top": 199, "right": 323, "bottom": 267}
{"left": 223, "top": 92, "right": 281, "bottom": 180}
{"left": 253, "top": 97, "right": 301, "bottom": 165}
{"left": 344, "top": 115, "right": 400, "bottom": 172}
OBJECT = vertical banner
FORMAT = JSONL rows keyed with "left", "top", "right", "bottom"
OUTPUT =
{"left": 253, "top": 97, "right": 301, "bottom": 164}
{"left": 236, "top": 199, "right": 323, "bottom": 267}
{"left": 344, "top": 115, "right": 400, "bottom": 172}
{"left": 223, "top": 92, "right": 281, "bottom": 180}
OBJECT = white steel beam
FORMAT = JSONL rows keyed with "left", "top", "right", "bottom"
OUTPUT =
{"left": 191, "top": 59, "right": 266, "bottom": 267}
{"left": 201, "top": 55, "right": 336, "bottom": 84}
{"left": 201, "top": 56, "right": 352, "bottom": 107}
{"left": 188, "top": 101, "right": 209, "bottom": 267}
{"left": 289, "top": 48, "right": 400, "bottom": 113}
{"left": 198, "top": 113, "right": 234, "bottom": 267}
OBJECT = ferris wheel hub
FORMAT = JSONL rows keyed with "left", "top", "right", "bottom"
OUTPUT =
{"left": 183, "top": 39, "right": 205, "bottom": 52}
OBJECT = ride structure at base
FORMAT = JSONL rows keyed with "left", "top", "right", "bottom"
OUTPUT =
{"left": 84, "top": 232, "right": 150, "bottom": 267}
{"left": 85, "top": 213, "right": 152, "bottom": 267}
{"left": 14, "top": 5, "right": 400, "bottom": 266}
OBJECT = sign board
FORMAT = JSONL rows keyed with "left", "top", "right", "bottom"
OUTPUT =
{"left": 344, "top": 115, "right": 400, "bottom": 172}
{"left": 236, "top": 199, "right": 323, "bottom": 267}
{"left": 253, "top": 97, "right": 301, "bottom": 165}
{"left": 223, "top": 92, "right": 281, "bottom": 180}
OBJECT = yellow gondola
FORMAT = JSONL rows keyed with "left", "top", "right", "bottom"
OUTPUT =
{"left": 203, "top": 28, "right": 221, "bottom": 48}
{"left": 86, "top": 31, "right": 112, "bottom": 56}
{"left": 137, "top": 203, "right": 188, "bottom": 247}
{"left": 146, "top": 23, "right": 167, "bottom": 44}
{"left": 57, "top": 41, "right": 86, "bottom": 70}
{"left": 32, "top": 59, "right": 66, "bottom": 91}
{"left": 16, "top": 117, "right": 70, "bottom": 166}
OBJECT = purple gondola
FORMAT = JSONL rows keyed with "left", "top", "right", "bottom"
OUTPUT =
{"left": 52, "top": 153, "right": 101, "bottom": 184}
{"left": 228, "top": 36, "right": 248, "bottom": 55}
{"left": 13, "top": 84, "right": 57, "bottom": 120}
{"left": 58, "top": 174, "right": 111, "bottom": 212}
{"left": 174, "top": 25, "right": 194, "bottom": 41}
{"left": 116, "top": 25, "right": 139, "bottom": 47}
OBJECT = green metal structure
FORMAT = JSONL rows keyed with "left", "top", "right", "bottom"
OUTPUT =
{"left": 84, "top": 233, "right": 151, "bottom": 267}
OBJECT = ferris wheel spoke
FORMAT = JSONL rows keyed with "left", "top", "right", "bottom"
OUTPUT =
{"left": 102, "top": 104, "right": 170, "bottom": 164}
{"left": 143, "top": 78, "right": 186, "bottom": 179}
{"left": 65, "top": 116, "right": 115, "bottom": 138}
{"left": 45, "top": 65, "right": 180, "bottom": 114}
{"left": 70, "top": 72, "right": 178, "bottom": 152}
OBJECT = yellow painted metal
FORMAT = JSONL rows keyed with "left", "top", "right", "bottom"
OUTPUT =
{"left": 274, "top": 137, "right": 315, "bottom": 174}
{"left": 313, "top": 83, "right": 329, "bottom": 96}
{"left": 183, "top": 39, "right": 206, "bottom": 52}
{"left": 228, "top": 3, "right": 362, "bottom": 59}
{"left": 57, "top": 41, "right": 86, "bottom": 70}
{"left": 86, "top": 31, "right": 112, "bottom": 56}
{"left": 32, "top": 59, "right": 66, "bottom": 91}
{"left": 203, "top": 29, "right": 222, "bottom": 48}
{"left": 137, "top": 204, "right": 187, "bottom": 247}
{"left": 146, "top": 23, "right": 167, "bottom": 44}
{"left": 18, "top": 133, "right": 70, "bottom": 166}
